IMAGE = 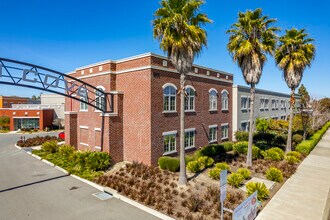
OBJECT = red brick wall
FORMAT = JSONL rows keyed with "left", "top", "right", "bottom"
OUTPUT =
{"left": 65, "top": 112, "right": 77, "bottom": 148}
{"left": 116, "top": 69, "right": 152, "bottom": 165}
{"left": 150, "top": 69, "right": 232, "bottom": 165}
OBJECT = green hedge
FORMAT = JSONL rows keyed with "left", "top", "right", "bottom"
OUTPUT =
{"left": 296, "top": 122, "right": 330, "bottom": 155}
{"left": 158, "top": 156, "right": 180, "bottom": 172}
{"left": 196, "top": 144, "right": 226, "bottom": 157}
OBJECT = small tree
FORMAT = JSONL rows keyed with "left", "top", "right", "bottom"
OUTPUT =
{"left": 0, "top": 116, "right": 10, "bottom": 130}
{"left": 298, "top": 84, "right": 311, "bottom": 140}
{"left": 256, "top": 118, "right": 270, "bottom": 133}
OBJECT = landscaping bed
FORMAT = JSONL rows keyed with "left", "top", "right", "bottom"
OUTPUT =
{"left": 32, "top": 141, "right": 111, "bottom": 180}
{"left": 17, "top": 135, "right": 63, "bottom": 147}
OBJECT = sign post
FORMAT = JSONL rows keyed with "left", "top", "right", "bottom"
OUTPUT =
{"left": 220, "top": 169, "right": 227, "bottom": 220}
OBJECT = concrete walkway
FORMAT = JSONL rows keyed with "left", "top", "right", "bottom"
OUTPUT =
{"left": 256, "top": 129, "right": 330, "bottom": 220}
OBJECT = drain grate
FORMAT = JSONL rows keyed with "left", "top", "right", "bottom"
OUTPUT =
{"left": 92, "top": 192, "right": 113, "bottom": 200}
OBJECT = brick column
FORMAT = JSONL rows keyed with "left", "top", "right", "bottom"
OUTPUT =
{"left": 65, "top": 112, "right": 78, "bottom": 148}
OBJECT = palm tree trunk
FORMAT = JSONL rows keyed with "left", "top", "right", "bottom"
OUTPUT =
{"left": 286, "top": 89, "right": 295, "bottom": 152}
{"left": 178, "top": 73, "right": 187, "bottom": 185}
{"left": 247, "top": 84, "right": 255, "bottom": 167}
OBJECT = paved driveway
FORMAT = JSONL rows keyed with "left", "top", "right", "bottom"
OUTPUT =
{"left": 0, "top": 132, "right": 159, "bottom": 220}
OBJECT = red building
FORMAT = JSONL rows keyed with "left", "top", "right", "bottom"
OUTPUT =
{"left": 0, "top": 108, "right": 54, "bottom": 131}
{"left": 65, "top": 53, "right": 233, "bottom": 165}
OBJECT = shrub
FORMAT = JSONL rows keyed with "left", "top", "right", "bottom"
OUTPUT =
{"left": 265, "top": 167, "right": 283, "bottom": 183}
{"left": 208, "top": 168, "right": 221, "bottom": 180}
{"left": 227, "top": 173, "right": 243, "bottom": 188}
{"left": 222, "top": 142, "right": 233, "bottom": 152}
{"left": 273, "top": 134, "right": 287, "bottom": 146}
{"left": 41, "top": 141, "right": 58, "bottom": 153}
{"left": 235, "top": 131, "right": 249, "bottom": 142}
{"left": 286, "top": 151, "right": 301, "bottom": 159}
{"left": 253, "top": 132, "right": 275, "bottom": 146}
{"left": 237, "top": 168, "right": 251, "bottom": 180}
{"left": 292, "top": 134, "right": 303, "bottom": 145}
{"left": 17, "top": 135, "right": 61, "bottom": 147}
{"left": 85, "top": 152, "right": 111, "bottom": 171}
{"left": 285, "top": 155, "right": 300, "bottom": 164}
{"left": 295, "top": 140, "right": 314, "bottom": 155}
{"left": 197, "top": 144, "right": 226, "bottom": 157}
{"left": 158, "top": 157, "right": 180, "bottom": 172}
{"left": 215, "top": 162, "right": 231, "bottom": 171}
{"left": 246, "top": 182, "right": 269, "bottom": 201}
{"left": 185, "top": 155, "right": 196, "bottom": 165}
{"left": 187, "top": 161, "right": 201, "bottom": 173}
{"left": 197, "top": 156, "right": 214, "bottom": 168}
{"left": 252, "top": 146, "right": 262, "bottom": 159}
{"left": 262, "top": 147, "right": 285, "bottom": 161}
{"left": 256, "top": 118, "right": 270, "bottom": 133}
{"left": 233, "top": 141, "right": 248, "bottom": 154}
{"left": 58, "top": 145, "right": 75, "bottom": 157}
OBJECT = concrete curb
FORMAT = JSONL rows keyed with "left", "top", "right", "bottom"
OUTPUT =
{"left": 14, "top": 144, "right": 22, "bottom": 150}
{"left": 41, "top": 159, "right": 54, "bottom": 167}
{"left": 54, "top": 166, "right": 69, "bottom": 175}
{"left": 16, "top": 144, "right": 174, "bottom": 220}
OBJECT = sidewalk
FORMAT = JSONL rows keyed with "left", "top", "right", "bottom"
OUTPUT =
{"left": 256, "top": 129, "right": 330, "bottom": 220}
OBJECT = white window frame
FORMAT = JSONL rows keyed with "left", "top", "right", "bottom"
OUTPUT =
{"left": 184, "top": 128, "right": 196, "bottom": 149}
{"left": 95, "top": 86, "right": 105, "bottom": 112}
{"left": 272, "top": 99, "right": 276, "bottom": 109}
{"left": 260, "top": 97, "right": 265, "bottom": 110}
{"left": 185, "top": 86, "right": 196, "bottom": 112}
{"left": 209, "top": 88, "right": 218, "bottom": 111}
{"left": 241, "top": 96, "right": 248, "bottom": 110}
{"left": 163, "top": 131, "right": 177, "bottom": 155}
{"left": 80, "top": 97, "right": 88, "bottom": 112}
{"left": 264, "top": 98, "right": 269, "bottom": 109}
{"left": 221, "top": 90, "right": 229, "bottom": 111}
{"left": 163, "top": 83, "right": 177, "bottom": 113}
{"left": 221, "top": 123, "right": 229, "bottom": 140}
{"left": 209, "top": 125, "right": 217, "bottom": 143}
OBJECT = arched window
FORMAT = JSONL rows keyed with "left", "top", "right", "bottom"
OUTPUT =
{"left": 185, "top": 86, "right": 195, "bottom": 111}
{"left": 209, "top": 89, "right": 218, "bottom": 111}
{"left": 95, "top": 86, "right": 105, "bottom": 111}
{"left": 163, "top": 84, "right": 176, "bottom": 112}
{"left": 221, "top": 90, "right": 229, "bottom": 110}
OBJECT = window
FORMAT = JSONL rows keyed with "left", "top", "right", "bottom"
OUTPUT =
{"left": 80, "top": 97, "right": 88, "bottom": 111}
{"left": 221, "top": 90, "right": 229, "bottom": 110}
{"left": 95, "top": 87, "right": 105, "bottom": 111}
{"left": 241, "top": 96, "right": 248, "bottom": 110}
{"left": 264, "top": 99, "right": 269, "bottom": 109}
{"left": 248, "top": 97, "right": 251, "bottom": 109}
{"left": 209, "top": 89, "right": 217, "bottom": 111}
{"left": 272, "top": 99, "right": 276, "bottom": 109}
{"left": 260, "top": 98, "right": 265, "bottom": 110}
{"left": 276, "top": 100, "right": 279, "bottom": 109}
{"left": 281, "top": 100, "right": 285, "bottom": 109}
{"left": 163, "top": 133, "right": 176, "bottom": 154}
{"left": 209, "top": 125, "right": 217, "bottom": 143}
{"left": 163, "top": 85, "right": 176, "bottom": 112}
{"left": 221, "top": 124, "right": 229, "bottom": 140}
{"left": 185, "top": 87, "right": 195, "bottom": 111}
{"left": 185, "top": 129, "right": 195, "bottom": 149}
{"left": 241, "top": 121, "right": 249, "bottom": 132}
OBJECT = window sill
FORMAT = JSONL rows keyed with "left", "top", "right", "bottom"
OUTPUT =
{"left": 222, "top": 109, "right": 229, "bottom": 112}
{"left": 163, "top": 150, "right": 177, "bottom": 156}
{"left": 80, "top": 142, "right": 89, "bottom": 146}
{"left": 162, "top": 110, "right": 177, "bottom": 114}
{"left": 209, "top": 109, "right": 218, "bottom": 112}
{"left": 208, "top": 140, "right": 217, "bottom": 144}
{"left": 185, "top": 110, "right": 195, "bottom": 113}
{"left": 185, "top": 146, "right": 196, "bottom": 150}
{"left": 80, "top": 110, "right": 88, "bottom": 112}
{"left": 221, "top": 137, "right": 229, "bottom": 141}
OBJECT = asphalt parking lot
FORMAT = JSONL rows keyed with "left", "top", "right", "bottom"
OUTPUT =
{"left": 0, "top": 132, "right": 159, "bottom": 220}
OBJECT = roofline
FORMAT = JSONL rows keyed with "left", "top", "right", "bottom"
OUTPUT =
{"left": 233, "top": 85, "right": 299, "bottom": 97}
{"left": 67, "top": 52, "right": 234, "bottom": 76}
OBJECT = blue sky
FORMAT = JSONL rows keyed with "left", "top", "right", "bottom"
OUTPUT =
{"left": 0, "top": 0, "right": 329, "bottom": 98}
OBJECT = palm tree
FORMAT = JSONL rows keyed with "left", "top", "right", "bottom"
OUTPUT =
{"left": 275, "top": 28, "right": 315, "bottom": 152}
{"left": 227, "top": 8, "right": 278, "bottom": 167}
{"left": 153, "top": 0, "right": 211, "bottom": 185}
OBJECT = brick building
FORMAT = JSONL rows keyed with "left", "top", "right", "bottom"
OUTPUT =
{"left": 0, "top": 96, "right": 30, "bottom": 108}
{"left": 0, "top": 108, "right": 54, "bottom": 131}
{"left": 65, "top": 53, "right": 233, "bottom": 165}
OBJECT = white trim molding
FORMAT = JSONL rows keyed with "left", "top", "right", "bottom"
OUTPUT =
{"left": 209, "top": 124, "right": 218, "bottom": 128}
{"left": 162, "top": 83, "right": 178, "bottom": 90}
{"left": 184, "top": 128, "right": 196, "bottom": 132}
{"left": 79, "top": 126, "right": 89, "bottom": 129}
{"left": 80, "top": 143, "right": 89, "bottom": 146}
{"left": 94, "top": 128, "right": 101, "bottom": 131}
{"left": 221, "top": 123, "right": 229, "bottom": 126}
{"left": 162, "top": 130, "right": 177, "bottom": 136}
{"left": 209, "top": 88, "right": 218, "bottom": 93}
